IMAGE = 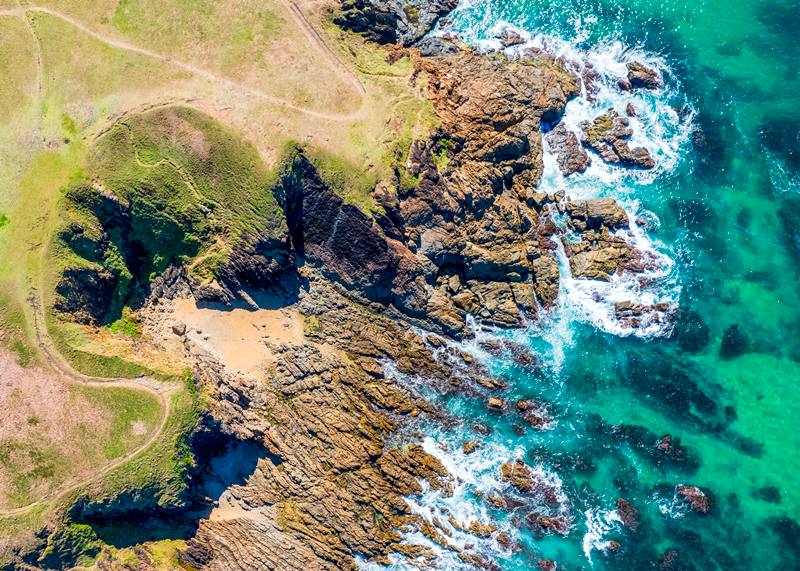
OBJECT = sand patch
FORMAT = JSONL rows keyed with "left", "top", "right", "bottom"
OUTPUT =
{"left": 130, "top": 420, "right": 147, "bottom": 436}
{"left": 168, "top": 298, "right": 303, "bottom": 375}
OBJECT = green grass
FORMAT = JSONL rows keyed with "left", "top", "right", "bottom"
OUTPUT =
{"left": 52, "top": 105, "right": 289, "bottom": 325}
{"left": 47, "top": 312, "right": 154, "bottom": 378}
{"left": 70, "top": 384, "right": 162, "bottom": 459}
{"left": 302, "top": 143, "right": 381, "bottom": 214}
{"left": 0, "top": 289, "right": 40, "bottom": 368}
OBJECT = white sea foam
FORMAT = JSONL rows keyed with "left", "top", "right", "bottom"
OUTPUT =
{"left": 582, "top": 507, "right": 623, "bottom": 563}
{"left": 432, "top": 8, "right": 694, "bottom": 341}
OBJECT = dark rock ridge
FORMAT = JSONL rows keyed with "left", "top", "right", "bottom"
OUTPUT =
{"left": 334, "top": 0, "right": 458, "bottom": 46}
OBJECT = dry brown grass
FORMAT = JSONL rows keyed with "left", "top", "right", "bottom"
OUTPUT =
{"left": 0, "top": 349, "right": 161, "bottom": 509}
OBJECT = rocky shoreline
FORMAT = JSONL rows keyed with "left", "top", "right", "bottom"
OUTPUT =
{"left": 34, "top": 1, "right": 699, "bottom": 570}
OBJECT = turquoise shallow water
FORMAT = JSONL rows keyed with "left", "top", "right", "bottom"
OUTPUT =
{"left": 362, "top": 0, "right": 800, "bottom": 569}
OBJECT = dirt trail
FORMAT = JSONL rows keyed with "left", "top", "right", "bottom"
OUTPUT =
{"left": 0, "top": 5, "right": 366, "bottom": 122}
{"left": 284, "top": 0, "right": 366, "bottom": 94}
{"left": 0, "top": 288, "right": 178, "bottom": 518}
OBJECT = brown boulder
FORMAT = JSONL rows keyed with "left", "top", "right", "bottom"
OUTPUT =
{"left": 499, "top": 29, "right": 525, "bottom": 47}
{"left": 487, "top": 397, "right": 506, "bottom": 412}
{"left": 627, "top": 61, "right": 660, "bottom": 89}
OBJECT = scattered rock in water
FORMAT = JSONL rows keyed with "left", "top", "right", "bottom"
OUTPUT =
{"left": 612, "top": 425, "right": 701, "bottom": 473}
{"left": 614, "top": 301, "right": 672, "bottom": 329}
{"left": 617, "top": 79, "right": 633, "bottom": 91}
{"left": 479, "top": 339, "right": 503, "bottom": 355}
{"left": 536, "top": 558, "right": 557, "bottom": 571}
{"left": 677, "top": 485, "right": 712, "bottom": 514}
{"left": 626, "top": 102, "right": 637, "bottom": 117}
{"left": 671, "top": 309, "right": 711, "bottom": 352}
{"left": 579, "top": 108, "right": 655, "bottom": 169}
{"left": 546, "top": 122, "right": 591, "bottom": 176}
{"left": 615, "top": 498, "right": 642, "bottom": 533}
{"left": 499, "top": 29, "right": 525, "bottom": 47}
{"left": 500, "top": 459, "right": 561, "bottom": 508}
{"left": 463, "top": 441, "right": 482, "bottom": 454}
{"left": 720, "top": 323, "right": 749, "bottom": 358}
{"left": 171, "top": 320, "right": 186, "bottom": 335}
{"left": 526, "top": 513, "right": 570, "bottom": 536}
{"left": 486, "top": 397, "right": 506, "bottom": 412}
{"left": 608, "top": 540, "right": 621, "bottom": 551}
{"left": 627, "top": 61, "right": 661, "bottom": 89}
{"left": 517, "top": 399, "right": 554, "bottom": 430}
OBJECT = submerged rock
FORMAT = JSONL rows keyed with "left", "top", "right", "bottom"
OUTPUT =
{"left": 720, "top": 323, "right": 749, "bottom": 358}
{"left": 677, "top": 484, "right": 712, "bottom": 514}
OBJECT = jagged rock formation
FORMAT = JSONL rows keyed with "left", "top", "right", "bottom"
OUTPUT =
{"left": 175, "top": 281, "right": 507, "bottom": 570}
{"left": 580, "top": 108, "right": 655, "bottom": 169}
{"left": 334, "top": 0, "right": 458, "bottom": 45}
{"left": 546, "top": 122, "right": 591, "bottom": 176}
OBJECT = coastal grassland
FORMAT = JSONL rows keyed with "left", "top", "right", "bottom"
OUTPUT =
{"left": 30, "top": 0, "right": 362, "bottom": 115}
{"left": 0, "top": 349, "right": 163, "bottom": 510}
{"left": 0, "top": 17, "right": 38, "bottom": 128}
{"left": 31, "top": 10, "right": 192, "bottom": 140}
{"left": 34, "top": 382, "right": 201, "bottom": 569}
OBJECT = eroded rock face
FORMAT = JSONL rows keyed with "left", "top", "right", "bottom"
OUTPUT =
{"left": 184, "top": 283, "right": 454, "bottom": 571}
{"left": 334, "top": 0, "right": 459, "bottom": 46}
{"left": 546, "top": 123, "right": 592, "bottom": 176}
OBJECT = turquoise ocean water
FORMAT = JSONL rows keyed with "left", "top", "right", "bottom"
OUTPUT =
{"left": 361, "top": 0, "right": 800, "bottom": 569}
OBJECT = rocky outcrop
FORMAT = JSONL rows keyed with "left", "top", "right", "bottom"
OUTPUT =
{"left": 580, "top": 109, "right": 655, "bottom": 169}
{"left": 334, "top": 0, "right": 458, "bottom": 46}
{"left": 627, "top": 62, "right": 660, "bottom": 90}
{"left": 54, "top": 266, "right": 118, "bottom": 325}
{"left": 567, "top": 228, "right": 657, "bottom": 282}
{"left": 546, "top": 123, "right": 591, "bottom": 176}
{"left": 181, "top": 282, "right": 457, "bottom": 570}
{"left": 677, "top": 485, "right": 711, "bottom": 514}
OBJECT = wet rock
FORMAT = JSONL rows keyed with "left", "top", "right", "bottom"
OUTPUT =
{"left": 517, "top": 399, "right": 554, "bottom": 429}
{"left": 720, "top": 323, "right": 748, "bottom": 358}
{"left": 608, "top": 540, "right": 621, "bottom": 551}
{"left": 526, "top": 513, "right": 569, "bottom": 535}
{"left": 677, "top": 485, "right": 712, "bottom": 514}
{"left": 626, "top": 103, "right": 637, "bottom": 117}
{"left": 536, "top": 558, "right": 557, "bottom": 571}
{"left": 579, "top": 108, "right": 654, "bottom": 168}
{"left": 569, "top": 229, "right": 656, "bottom": 282}
{"left": 566, "top": 198, "right": 628, "bottom": 231}
{"left": 627, "top": 61, "right": 661, "bottom": 89}
{"left": 546, "top": 122, "right": 591, "bottom": 176}
{"left": 499, "top": 29, "right": 525, "bottom": 47}
{"left": 463, "top": 441, "right": 482, "bottom": 454}
{"left": 486, "top": 397, "right": 506, "bottom": 412}
{"left": 614, "top": 301, "right": 672, "bottom": 329}
{"left": 615, "top": 498, "right": 642, "bottom": 533}
{"left": 617, "top": 79, "right": 633, "bottom": 91}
